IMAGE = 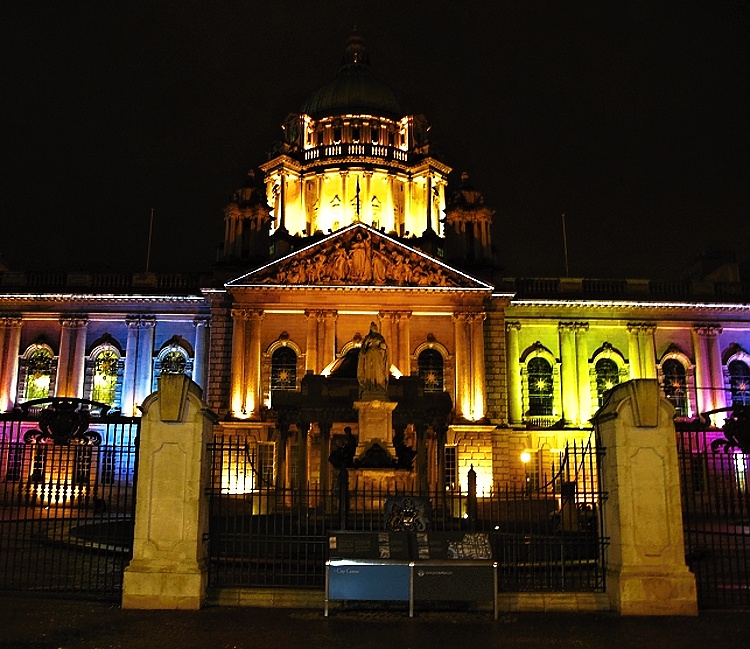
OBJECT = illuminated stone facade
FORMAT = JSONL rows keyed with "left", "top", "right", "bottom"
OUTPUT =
{"left": 2, "top": 33, "right": 750, "bottom": 498}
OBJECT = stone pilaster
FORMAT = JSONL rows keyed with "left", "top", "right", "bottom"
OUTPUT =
{"left": 0, "top": 316, "right": 22, "bottom": 412}
{"left": 192, "top": 316, "right": 210, "bottom": 391}
{"left": 692, "top": 324, "right": 723, "bottom": 416}
{"left": 506, "top": 322, "right": 522, "bottom": 425}
{"left": 558, "top": 322, "right": 578, "bottom": 425}
{"left": 55, "top": 316, "right": 89, "bottom": 398}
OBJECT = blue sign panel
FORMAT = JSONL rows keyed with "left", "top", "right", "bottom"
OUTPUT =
{"left": 327, "top": 561, "right": 411, "bottom": 601}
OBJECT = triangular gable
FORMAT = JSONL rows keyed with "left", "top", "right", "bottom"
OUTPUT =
{"left": 226, "top": 223, "right": 492, "bottom": 290}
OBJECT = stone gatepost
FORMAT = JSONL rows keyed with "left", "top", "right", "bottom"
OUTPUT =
{"left": 593, "top": 379, "right": 697, "bottom": 615}
{"left": 122, "top": 375, "right": 217, "bottom": 610}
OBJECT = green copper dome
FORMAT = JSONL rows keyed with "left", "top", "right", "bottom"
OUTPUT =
{"left": 301, "top": 33, "right": 403, "bottom": 120}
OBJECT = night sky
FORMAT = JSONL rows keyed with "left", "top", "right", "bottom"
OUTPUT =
{"left": 4, "top": 2, "right": 748, "bottom": 280}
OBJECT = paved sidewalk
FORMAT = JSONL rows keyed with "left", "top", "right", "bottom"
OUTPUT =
{"left": 2, "top": 594, "right": 750, "bottom": 649}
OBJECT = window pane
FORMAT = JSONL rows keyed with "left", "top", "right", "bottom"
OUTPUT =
{"left": 527, "top": 357, "right": 553, "bottom": 416}
{"left": 161, "top": 350, "right": 187, "bottom": 375}
{"left": 25, "top": 349, "right": 53, "bottom": 401}
{"left": 271, "top": 347, "right": 297, "bottom": 391}
{"left": 596, "top": 358, "right": 620, "bottom": 406}
{"left": 92, "top": 349, "right": 119, "bottom": 405}
{"left": 662, "top": 358, "right": 688, "bottom": 416}
{"left": 729, "top": 360, "right": 750, "bottom": 407}
{"left": 418, "top": 349, "right": 444, "bottom": 392}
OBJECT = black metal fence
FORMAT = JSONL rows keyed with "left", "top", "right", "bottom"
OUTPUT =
{"left": 677, "top": 428, "right": 750, "bottom": 609}
{"left": 208, "top": 434, "right": 608, "bottom": 593}
{"left": 0, "top": 400, "right": 139, "bottom": 601}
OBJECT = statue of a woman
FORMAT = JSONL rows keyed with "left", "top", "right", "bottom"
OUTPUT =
{"left": 357, "top": 322, "right": 390, "bottom": 397}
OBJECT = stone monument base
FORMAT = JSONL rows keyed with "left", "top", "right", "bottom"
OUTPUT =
{"left": 353, "top": 399, "right": 397, "bottom": 452}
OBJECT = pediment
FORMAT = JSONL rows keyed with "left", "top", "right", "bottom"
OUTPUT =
{"left": 226, "top": 223, "right": 491, "bottom": 290}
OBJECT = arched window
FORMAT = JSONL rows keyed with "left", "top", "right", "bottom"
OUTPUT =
{"left": 595, "top": 358, "right": 620, "bottom": 406}
{"left": 271, "top": 346, "right": 297, "bottom": 391}
{"left": 728, "top": 360, "right": 750, "bottom": 407}
{"left": 152, "top": 341, "right": 192, "bottom": 392}
{"left": 161, "top": 350, "right": 187, "bottom": 375}
{"left": 24, "top": 348, "right": 54, "bottom": 401}
{"left": 527, "top": 357, "right": 553, "bottom": 416}
{"left": 662, "top": 358, "right": 688, "bottom": 417}
{"left": 418, "top": 349, "right": 444, "bottom": 392}
{"left": 91, "top": 349, "right": 119, "bottom": 406}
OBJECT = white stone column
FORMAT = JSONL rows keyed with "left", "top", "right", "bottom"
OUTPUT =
{"left": 56, "top": 316, "right": 88, "bottom": 398}
{"left": 453, "top": 312, "right": 470, "bottom": 419}
{"left": 506, "top": 322, "right": 523, "bottom": 425}
{"left": 0, "top": 317, "right": 22, "bottom": 412}
{"left": 593, "top": 379, "right": 697, "bottom": 615}
{"left": 640, "top": 324, "right": 657, "bottom": 379}
{"left": 340, "top": 170, "right": 348, "bottom": 221}
{"left": 122, "top": 317, "right": 140, "bottom": 416}
{"left": 470, "top": 313, "right": 486, "bottom": 421}
{"left": 322, "top": 310, "right": 337, "bottom": 370}
{"left": 230, "top": 309, "right": 247, "bottom": 416}
{"left": 304, "top": 310, "right": 318, "bottom": 374}
{"left": 135, "top": 317, "right": 155, "bottom": 410}
{"left": 247, "top": 310, "right": 264, "bottom": 418}
{"left": 628, "top": 323, "right": 657, "bottom": 379}
{"left": 627, "top": 324, "right": 642, "bottom": 380}
{"left": 122, "top": 375, "right": 218, "bottom": 610}
{"left": 691, "top": 325, "right": 717, "bottom": 416}
{"left": 558, "top": 322, "right": 578, "bottom": 425}
{"left": 378, "top": 311, "right": 394, "bottom": 368}
{"left": 575, "top": 322, "right": 591, "bottom": 423}
{"left": 396, "top": 311, "right": 412, "bottom": 377}
{"left": 704, "top": 325, "right": 726, "bottom": 412}
{"left": 192, "top": 316, "right": 210, "bottom": 391}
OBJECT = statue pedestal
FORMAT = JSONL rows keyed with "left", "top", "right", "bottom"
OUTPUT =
{"left": 353, "top": 399, "right": 397, "bottom": 458}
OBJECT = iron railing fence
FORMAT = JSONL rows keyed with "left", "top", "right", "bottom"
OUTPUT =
{"left": 0, "top": 400, "right": 139, "bottom": 601}
{"left": 677, "top": 429, "right": 750, "bottom": 609}
{"left": 207, "top": 434, "right": 608, "bottom": 593}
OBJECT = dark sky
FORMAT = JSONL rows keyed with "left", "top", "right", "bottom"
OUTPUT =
{"left": 3, "top": 2, "right": 749, "bottom": 280}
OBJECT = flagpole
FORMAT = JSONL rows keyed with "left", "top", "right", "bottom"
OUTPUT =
{"left": 562, "top": 213, "right": 570, "bottom": 277}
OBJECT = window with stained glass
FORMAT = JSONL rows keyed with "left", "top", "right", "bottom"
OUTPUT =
{"left": 418, "top": 349, "right": 444, "bottom": 392}
{"left": 595, "top": 358, "right": 620, "bottom": 406}
{"left": 24, "top": 348, "right": 53, "bottom": 401}
{"left": 527, "top": 357, "right": 553, "bottom": 416}
{"left": 271, "top": 346, "right": 297, "bottom": 391}
{"left": 662, "top": 358, "right": 688, "bottom": 417}
{"left": 161, "top": 350, "right": 187, "bottom": 375}
{"left": 92, "top": 349, "right": 119, "bottom": 405}
{"left": 729, "top": 360, "right": 750, "bottom": 407}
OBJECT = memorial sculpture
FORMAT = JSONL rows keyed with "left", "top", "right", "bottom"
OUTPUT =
{"left": 357, "top": 321, "right": 390, "bottom": 398}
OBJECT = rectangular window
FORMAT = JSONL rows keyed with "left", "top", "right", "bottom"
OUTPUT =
{"left": 73, "top": 446, "right": 93, "bottom": 485}
{"left": 524, "top": 451, "right": 540, "bottom": 493}
{"left": 29, "top": 445, "right": 48, "bottom": 483}
{"left": 258, "top": 441, "right": 275, "bottom": 488}
{"left": 100, "top": 449, "right": 116, "bottom": 485}
{"left": 444, "top": 445, "right": 458, "bottom": 491}
{"left": 5, "top": 444, "right": 24, "bottom": 482}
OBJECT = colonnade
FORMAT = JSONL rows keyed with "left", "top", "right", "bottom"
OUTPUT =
{"left": 0, "top": 314, "right": 209, "bottom": 415}
{"left": 506, "top": 320, "right": 730, "bottom": 426}
{"left": 229, "top": 307, "right": 488, "bottom": 422}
